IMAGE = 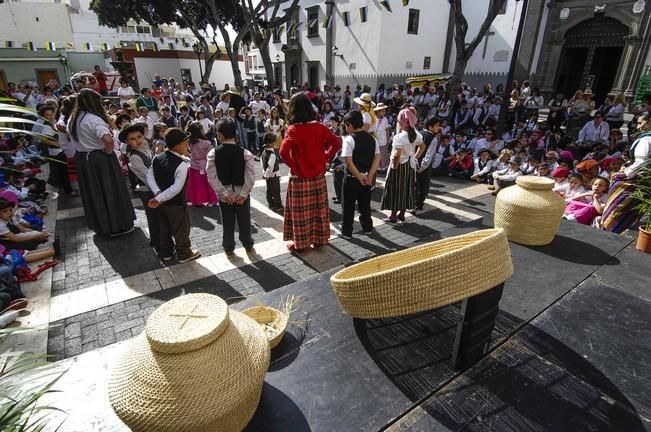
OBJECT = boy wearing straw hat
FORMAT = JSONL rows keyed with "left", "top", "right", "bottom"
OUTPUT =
{"left": 146, "top": 128, "right": 200, "bottom": 263}
{"left": 120, "top": 123, "right": 160, "bottom": 253}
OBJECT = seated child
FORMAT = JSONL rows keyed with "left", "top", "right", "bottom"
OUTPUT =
{"left": 470, "top": 148, "right": 494, "bottom": 184}
{"left": 447, "top": 148, "right": 473, "bottom": 179}
{"left": 0, "top": 197, "right": 55, "bottom": 261}
{"left": 599, "top": 157, "right": 622, "bottom": 179}
{"left": 491, "top": 149, "right": 513, "bottom": 174}
{"left": 564, "top": 176, "right": 609, "bottom": 225}
{"left": 491, "top": 156, "right": 523, "bottom": 195}
{"left": 535, "top": 163, "right": 551, "bottom": 178}
{"left": 551, "top": 167, "right": 571, "bottom": 197}
{"left": 565, "top": 173, "right": 586, "bottom": 200}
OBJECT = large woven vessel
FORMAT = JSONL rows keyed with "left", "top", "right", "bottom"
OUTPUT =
{"left": 330, "top": 229, "right": 513, "bottom": 319}
{"left": 494, "top": 176, "right": 565, "bottom": 246}
{"left": 108, "top": 294, "right": 270, "bottom": 432}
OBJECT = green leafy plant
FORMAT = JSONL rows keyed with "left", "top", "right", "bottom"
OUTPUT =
{"left": 632, "top": 159, "right": 651, "bottom": 232}
{"left": 0, "top": 328, "right": 67, "bottom": 431}
{"left": 0, "top": 103, "right": 59, "bottom": 147}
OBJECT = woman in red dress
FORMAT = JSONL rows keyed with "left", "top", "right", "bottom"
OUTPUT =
{"left": 280, "top": 93, "right": 342, "bottom": 252}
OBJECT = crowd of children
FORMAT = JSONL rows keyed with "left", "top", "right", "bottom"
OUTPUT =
{"left": 0, "top": 135, "right": 58, "bottom": 328}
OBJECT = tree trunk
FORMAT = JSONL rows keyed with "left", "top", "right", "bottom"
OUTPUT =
{"left": 258, "top": 38, "right": 275, "bottom": 86}
{"left": 218, "top": 26, "right": 244, "bottom": 90}
{"left": 202, "top": 49, "right": 219, "bottom": 84}
{"left": 449, "top": 56, "right": 468, "bottom": 95}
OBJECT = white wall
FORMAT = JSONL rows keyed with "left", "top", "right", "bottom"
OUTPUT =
{"left": 133, "top": 57, "right": 244, "bottom": 88}
{"left": 269, "top": 0, "right": 453, "bottom": 90}
{"left": 376, "top": 0, "right": 450, "bottom": 75}
{"left": 178, "top": 58, "right": 245, "bottom": 88}
{"left": 449, "top": 0, "right": 520, "bottom": 75}
{"left": 0, "top": 2, "right": 74, "bottom": 46}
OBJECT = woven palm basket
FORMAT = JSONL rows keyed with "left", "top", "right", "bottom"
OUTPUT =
{"left": 330, "top": 229, "right": 513, "bottom": 319}
{"left": 108, "top": 293, "right": 270, "bottom": 432}
{"left": 494, "top": 176, "right": 565, "bottom": 246}
{"left": 242, "top": 306, "right": 288, "bottom": 349}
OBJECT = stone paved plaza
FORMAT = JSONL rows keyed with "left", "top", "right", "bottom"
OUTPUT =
{"left": 0, "top": 162, "right": 497, "bottom": 362}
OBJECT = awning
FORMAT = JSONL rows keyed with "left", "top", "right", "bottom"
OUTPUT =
{"left": 405, "top": 73, "right": 452, "bottom": 88}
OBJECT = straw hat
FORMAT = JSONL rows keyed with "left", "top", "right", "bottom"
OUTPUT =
{"left": 373, "top": 102, "right": 389, "bottom": 111}
{"left": 109, "top": 294, "right": 270, "bottom": 432}
{"left": 354, "top": 92, "right": 376, "bottom": 107}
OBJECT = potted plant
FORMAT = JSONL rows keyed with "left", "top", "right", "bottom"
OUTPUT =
{"left": 632, "top": 160, "right": 651, "bottom": 253}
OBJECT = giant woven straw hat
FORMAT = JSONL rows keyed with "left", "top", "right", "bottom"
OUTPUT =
{"left": 330, "top": 229, "right": 513, "bottom": 319}
{"left": 108, "top": 294, "right": 270, "bottom": 432}
{"left": 494, "top": 176, "right": 565, "bottom": 246}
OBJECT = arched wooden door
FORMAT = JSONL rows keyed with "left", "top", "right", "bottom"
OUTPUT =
{"left": 555, "top": 16, "right": 628, "bottom": 104}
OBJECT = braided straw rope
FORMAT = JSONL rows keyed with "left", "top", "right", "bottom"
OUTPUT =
{"left": 108, "top": 294, "right": 270, "bottom": 432}
{"left": 330, "top": 229, "right": 513, "bottom": 319}
{"left": 494, "top": 176, "right": 565, "bottom": 246}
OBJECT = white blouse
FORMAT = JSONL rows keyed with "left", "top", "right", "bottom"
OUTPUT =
{"left": 67, "top": 112, "right": 112, "bottom": 152}
{"left": 393, "top": 130, "right": 424, "bottom": 167}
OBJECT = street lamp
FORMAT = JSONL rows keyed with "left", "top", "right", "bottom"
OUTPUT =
{"left": 192, "top": 41, "right": 204, "bottom": 83}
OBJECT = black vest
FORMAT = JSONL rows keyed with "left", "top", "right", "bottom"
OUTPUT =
{"left": 262, "top": 149, "right": 280, "bottom": 173}
{"left": 420, "top": 130, "right": 436, "bottom": 162}
{"left": 214, "top": 144, "right": 245, "bottom": 187}
{"left": 127, "top": 149, "right": 152, "bottom": 191}
{"left": 152, "top": 151, "right": 187, "bottom": 206}
{"left": 346, "top": 131, "right": 376, "bottom": 175}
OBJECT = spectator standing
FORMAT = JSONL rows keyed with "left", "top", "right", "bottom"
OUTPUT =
{"left": 93, "top": 65, "right": 108, "bottom": 96}
{"left": 339, "top": 111, "right": 380, "bottom": 239}
{"left": 67, "top": 89, "right": 135, "bottom": 236}
{"left": 381, "top": 108, "right": 424, "bottom": 223}
{"left": 206, "top": 121, "right": 256, "bottom": 256}
{"left": 280, "top": 93, "right": 342, "bottom": 252}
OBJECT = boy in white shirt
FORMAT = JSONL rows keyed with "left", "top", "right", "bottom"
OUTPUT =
{"left": 340, "top": 111, "right": 380, "bottom": 239}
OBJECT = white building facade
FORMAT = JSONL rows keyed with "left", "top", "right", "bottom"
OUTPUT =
{"left": 0, "top": 0, "right": 242, "bottom": 92}
{"left": 265, "top": 0, "right": 521, "bottom": 92}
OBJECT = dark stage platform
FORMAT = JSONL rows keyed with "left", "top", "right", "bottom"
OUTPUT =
{"left": 237, "top": 217, "right": 650, "bottom": 432}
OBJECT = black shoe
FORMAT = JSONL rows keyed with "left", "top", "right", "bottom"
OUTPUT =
{"left": 178, "top": 250, "right": 201, "bottom": 263}
{"left": 53, "top": 236, "right": 61, "bottom": 256}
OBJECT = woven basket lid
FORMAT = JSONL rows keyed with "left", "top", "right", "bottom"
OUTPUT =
{"left": 146, "top": 293, "right": 229, "bottom": 354}
{"left": 516, "top": 175, "right": 555, "bottom": 191}
{"left": 109, "top": 294, "right": 270, "bottom": 432}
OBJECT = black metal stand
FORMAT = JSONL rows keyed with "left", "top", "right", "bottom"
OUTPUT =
{"left": 452, "top": 283, "right": 505, "bottom": 370}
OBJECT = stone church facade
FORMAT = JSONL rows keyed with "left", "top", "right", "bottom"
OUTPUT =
{"left": 519, "top": 0, "right": 651, "bottom": 103}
